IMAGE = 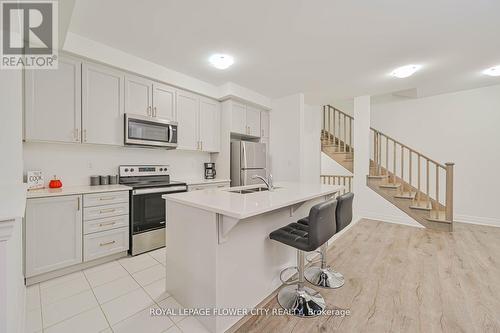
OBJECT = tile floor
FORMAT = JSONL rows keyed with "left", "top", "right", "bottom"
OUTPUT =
{"left": 24, "top": 247, "right": 210, "bottom": 333}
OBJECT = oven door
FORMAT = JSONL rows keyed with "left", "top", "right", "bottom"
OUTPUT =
{"left": 125, "top": 114, "right": 178, "bottom": 148}
{"left": 131, "top": 185, "right": 187, "bottom": 234}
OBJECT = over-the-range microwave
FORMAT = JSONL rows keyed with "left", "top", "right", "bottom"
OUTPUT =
{"left": 124, "top": 113, "right": 178, "bottom": 149}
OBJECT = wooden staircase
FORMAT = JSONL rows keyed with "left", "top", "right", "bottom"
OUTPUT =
{"left": 320, "top": 106, "right": 454, "bottom": 232}
{"left": 321, "top": 106, "right": 354, "bottom": 172}
{"left": 368, "top": 128, "right": 454, "bottom": 231}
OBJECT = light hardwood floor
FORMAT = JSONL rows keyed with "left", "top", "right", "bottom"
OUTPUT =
{"left": 235, "top": 219, "right": 500, "bottom": 333}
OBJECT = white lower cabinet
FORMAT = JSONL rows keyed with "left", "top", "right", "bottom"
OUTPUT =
{"left": 83, "top": 191, "right": 130, "bottom": 261}
{"left": 83, "top": 227, "right": 129, "bottom": 262}
{"left": 25, "top": 190, "right": 130, "bottom": 279}
{"left": 25, "top": 195, "right": 83, "bottom": 278}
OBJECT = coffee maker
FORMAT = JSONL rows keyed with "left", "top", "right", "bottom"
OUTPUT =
{"left": 204, "top": 163, "right": 216, "bottom": 179}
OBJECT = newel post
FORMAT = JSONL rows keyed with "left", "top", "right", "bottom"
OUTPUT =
{"left": 445, "top": 162, "right": 454, "bottom": 222}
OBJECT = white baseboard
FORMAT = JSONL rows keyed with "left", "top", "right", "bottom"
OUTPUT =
{"left": 357, "top": 211, "right": 424, "bottom": 228}
{"left": 454, "top": 214, "right": 500, "bottom": 228}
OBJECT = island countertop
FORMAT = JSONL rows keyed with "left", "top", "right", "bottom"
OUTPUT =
{"left": 162, "top": 181, "right": 343, "bottom": 219}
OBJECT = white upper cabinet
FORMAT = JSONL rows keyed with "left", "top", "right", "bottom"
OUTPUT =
{"left": 199, "top": 97, "right": 221, "bottom": 152}
{"left": 176, "top": 90, "right": 199, "bottom": 150}
{"left": 246, "top": 106, "right": 261, "bottom": 137}
{"left": 125, "top": 74, "right": 153, "bottom": 117}
{"left": 25, "top": 55, "right": 82, "bottom": 143}
{"left": 231, "top": 102, "right": 247, "bottom": 135}
{"left": 230, "top": 101, "right": 263, "bottom": 137}
{"left": 25, "top": 195, "right": 83, "bottom": 277}
{"left": 260, "top": 111, "right": 270, "bottom": 138}
{"left": 82, "top": 62, "right": 125, "bottom": 145}
{"left": 153, "top": 82, "right": 176, "bottom": 120}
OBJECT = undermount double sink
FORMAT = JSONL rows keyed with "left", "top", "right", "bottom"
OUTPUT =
{"left": 228, "top": 186, "right": 280, "bottom": 194}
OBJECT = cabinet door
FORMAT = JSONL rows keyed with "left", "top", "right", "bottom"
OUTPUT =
{"left": 82, "top": 63, "right": 125, "bottom": 145}
{"left": 199, "top": 97, "right": 220, "bottom": 152}
{"left": 246, "top": 106, "right": 261, "bottom": 137}
{"left": 231, "top": 102, "right": 247, "bottom": 135}
{"left": 25, "top": 195, "right": 83, "bottom": 277}
{"left": 153, "top": 82, "right": 176, "bottom": 120}
{"left": 260, "top": 111, "right": 270, "bottom": 138}
{"left": 124, "top": 74, "right": 153, "bottom": 117}
{"left": 25, "top": 56, "right": 82, "bottom": 143}
{"left": 176, "top": 90, "right": 199, "bottom": 150}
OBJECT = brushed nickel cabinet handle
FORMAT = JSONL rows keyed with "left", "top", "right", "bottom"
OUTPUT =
{"left": 99, "top": 240, "right": 116, "bottom": 247}
{"left": 98, "top": 221, "right": 116, "bottom": 227}
{"left": 154, "top": 107, "right": 157, "bottom": 117}
{"left": 99, "top": 208, "right": 116, "bottom": 214}
{"left": 99, "top": 197, "right": 116, "bottom": 201}
{"left": 77, "top": 197, "right": 80, "bottom": 211}
{"left": 83, "top": 129, "right": 87, "bottom": 142}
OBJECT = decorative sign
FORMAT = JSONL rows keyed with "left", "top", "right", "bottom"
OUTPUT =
{"left": 27, "top": 170, "right": 44, "bottom": 190}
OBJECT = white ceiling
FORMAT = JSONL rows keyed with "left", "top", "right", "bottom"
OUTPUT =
{"left": 68, "top": 0, "right": 500, "bottom": 104}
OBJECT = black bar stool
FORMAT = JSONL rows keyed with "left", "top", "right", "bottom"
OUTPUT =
{"left": 299, "top": 192, "right": 354, "bottom": 289}
{"left": 269, "top": 199, "right": 337, "bottom": 317}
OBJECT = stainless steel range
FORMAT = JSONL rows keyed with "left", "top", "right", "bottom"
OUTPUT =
{"left": 119, "top": 165, "right": 187, "bottom": 256}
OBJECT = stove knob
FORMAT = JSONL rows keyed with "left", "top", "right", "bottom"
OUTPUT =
{"left": 130, "top": 168, "right": 135, "bottom": 172}
{"left": 124, "top": 168, "right": 129, "bottom": 172}
{"left": 159, "top": 168, "right": 163, "bottom": 171}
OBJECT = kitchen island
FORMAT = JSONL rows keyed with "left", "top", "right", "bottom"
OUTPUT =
{"left": 162, "top": 182, "right": 342, "bottom": 333}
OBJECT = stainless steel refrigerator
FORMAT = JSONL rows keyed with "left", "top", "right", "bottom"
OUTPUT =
{"left": 230, "top": 141, "right": 267, "bottom": 187}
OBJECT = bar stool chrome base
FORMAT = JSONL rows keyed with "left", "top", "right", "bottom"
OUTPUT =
{"left": 305, "top": 266, "right": 345, "bottom": 289}
{"left": 277, "top": 285, "right": 326, "bottom": 317}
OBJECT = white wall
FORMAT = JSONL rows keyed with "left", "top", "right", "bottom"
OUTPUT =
{"left": 300, "top": 105, "right": 322, "bottom": 184}
{"left": 321, "top": 153, "right": 352, "bottom": 176}
{"left": 0, "top": 67, "right": 25, "bottom": 333}
{"left": 269, "top": 97, "right": 322, "bottom": 183}
{"left": 270, "top": 94, "right": 303, "bottom": 181}
{"left": 372, "top": 84, "right": 500, "bottom": 227}
{"left": 23, "top": 142, "right": 211, "bottom": 186}
{"left": 353, "top": 96, "right": 420, "bottom": 227}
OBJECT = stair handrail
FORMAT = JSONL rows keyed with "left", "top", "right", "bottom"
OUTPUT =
{"left": 370, "top": 127, "right": 454, "bottom": 223}
{"left": 322, "top": 105, "right": 354, "bottom": 153}
{"left": 320, "top": 174, "right": 353, "bottom": 194}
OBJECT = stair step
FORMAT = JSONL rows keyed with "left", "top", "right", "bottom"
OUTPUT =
{"left": 393, "top": 191, "right": 416, "bottom": 199}
{"left": 367, "top": 175, "right": 387, "bottom": 179}
{"left": 409, "top": 203, "right": 432, "bottom": 211}
{"left": 379, "top": 183, "right": 401, "bottom": 189}
{"left": 426, "top": 210, "right": 452, "bottom": 224}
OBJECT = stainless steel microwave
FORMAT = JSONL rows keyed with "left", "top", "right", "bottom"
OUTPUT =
{"left": 124, "top": 114, "right": 178, "bottom": 149}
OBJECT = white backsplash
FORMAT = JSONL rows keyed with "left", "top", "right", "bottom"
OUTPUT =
{"left": 23, "top": 142, "right": 211, "bottom": 187}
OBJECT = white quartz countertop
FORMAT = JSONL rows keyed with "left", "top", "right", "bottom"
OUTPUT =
{"left": 26, "top": 184, "right": 132, "bottom": 199}
{"left": 0, "top": 183, "right": 27, "bottom": 221}
{"left": 163, "top": 182, "right": 343, "bottom": 219}
{"left": 175, "top": 178, "right": 231, "bottom": 186}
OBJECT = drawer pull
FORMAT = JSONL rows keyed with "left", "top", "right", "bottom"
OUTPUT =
{"left": 99, "top": 197, "right": 116, "bottom": 201}
{"left": 99, "top": 240, "right": 116, "bottom": 247}
{"left": 99, "top": 208, "right": 116, "bottom": 214}
{"left": 98, "top": 221, "right": 116, "bottom": 227}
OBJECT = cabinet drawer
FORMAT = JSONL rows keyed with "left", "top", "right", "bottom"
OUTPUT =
{"left": 83, "top": 215, "right": 129, "bottom": 235}
{"left": 84, "top": 202, "right": 129, "bottom": 220}
{"left": 188, "top": 182, "right": 230, "bottom": 191}
{"left": 84, "top": 227, "right": 129, "bottom": 261}
{"left": 84, "top": 191, "right": 129, "bottom": 207}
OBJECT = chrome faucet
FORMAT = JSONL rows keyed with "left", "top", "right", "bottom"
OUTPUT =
{"left": 252, "top": 174, "right": 274, "bottom": 191}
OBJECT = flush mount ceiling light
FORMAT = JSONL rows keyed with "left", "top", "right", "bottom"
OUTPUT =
{"left": 483, "top": 65, "right": 500, "bottom": 77}
{"left": 209, "top": 54, "right": 234, "bottom": 70}
{"left": 390, "top": 64, "right": 422, "bottom": 78}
